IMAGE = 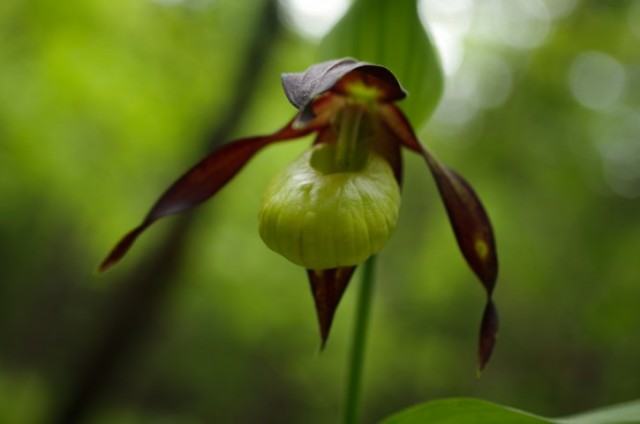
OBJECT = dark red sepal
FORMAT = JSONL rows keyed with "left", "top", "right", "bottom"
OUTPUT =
{"left": 379, "top": 104, "right": 498, "bottom": 288}
{"left": 98, "top": 119, "right": 314, "bottom": 273}
{"left": 306, "top": 266, "right": 357, "bottom": 348}
{"left": 423, "top": 162, "right": 498, "bottom": 289}
{"left": 379, "top": 104, "right": 499, "bottom": 370}
{"left": 478, "top": 299, "right": 499, "bottom": 374}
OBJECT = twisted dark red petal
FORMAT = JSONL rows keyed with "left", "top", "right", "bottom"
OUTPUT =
{"left": 479, "top": 299, "right": 499, "bottom": 375}
{"left": 379, "top": 104, "right": 499, "bottom": 372}
{"left": 307, "top": 267, "right": 357, "bottom": 348}
{"left": 98, "top": 119, "right": 314, "bottom": 273}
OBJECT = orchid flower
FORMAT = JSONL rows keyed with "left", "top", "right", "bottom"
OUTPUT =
{"left": 99, "top": 58, "right": 499, "bottom": 372}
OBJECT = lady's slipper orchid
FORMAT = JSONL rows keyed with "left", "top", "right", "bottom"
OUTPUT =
{"left": 99, "top": 58, "right": 499, "bottom": 372}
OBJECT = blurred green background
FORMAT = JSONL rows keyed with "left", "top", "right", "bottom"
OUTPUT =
{"left": 1, "top": 0, "right": 640, "bottom": 422}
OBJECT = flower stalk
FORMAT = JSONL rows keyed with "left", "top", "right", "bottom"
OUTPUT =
{"left": 343, "top": 255, "right": 377, "bottom": 424}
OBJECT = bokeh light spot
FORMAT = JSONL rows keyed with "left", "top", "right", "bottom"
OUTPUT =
{"left": 419, "top": 0, "right": 474, "bottom": 76}
{"left": 569, "top": 51, "right": 626, "bottom": 111}
{"left": 475, "top": 0, "right": 550, "bottom": 49}
{"left": 541, "top": 0, "right": 578, "bottom": 20}
{"left": 596, "top": 111, "right": 640, "bottom": 198}
{"left": 466, "top": 52, "right": 513, "bottom": 110}
{"left": 629, "top": 1, "right": 640, "bottom": 41}
{"left": 279, "top": 0, "right": 351, "bottom": 40}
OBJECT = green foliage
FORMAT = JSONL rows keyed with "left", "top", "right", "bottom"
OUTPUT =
{"left": 382, "top": 398, "right": 640, "bottom": 424}
{"left": 319, "top": 0, "right": 444, "bottom": 127}
{"left": 383, "top": 398, "right": 553, "bottom": 424}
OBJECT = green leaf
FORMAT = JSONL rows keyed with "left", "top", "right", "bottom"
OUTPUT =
{"left": 319, "top": 0, "right": 444, "bottom": 128}
{"left": 556, "top": 400, "right": 640, "bottom": 424}
{"left": 381, "top": 398, "right": 640, "bottom": 424}
{"left": 381, "top": 398, "right": 554, "bottom": 424}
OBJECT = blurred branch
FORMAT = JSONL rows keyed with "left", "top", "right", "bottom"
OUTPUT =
{"left": 51, "top": 1, "right": 281, "bottom": 423}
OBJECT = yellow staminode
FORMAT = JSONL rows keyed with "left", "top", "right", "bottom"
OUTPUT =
{"left": 345, "top": 81, "right": 382, "bottom": 104}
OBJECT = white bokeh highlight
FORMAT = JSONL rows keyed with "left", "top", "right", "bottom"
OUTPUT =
{"left": 569, "top": 51, "right": 626, "bottom": 111}
{"left": 279, "top": 0, "right": 351, "bottom": 40}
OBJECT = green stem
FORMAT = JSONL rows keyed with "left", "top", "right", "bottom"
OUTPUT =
{"left": 343, "top": 255, "right": 377, "bottom": 424}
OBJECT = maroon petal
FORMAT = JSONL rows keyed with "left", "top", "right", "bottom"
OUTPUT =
{"left": 98, "top": 119, "right": 314, "bottom": 273}
{"left": 478, "top": 299, "right": 499, "bottom": 374}
{"left": 307, "top": 266, "right": 357, "bottom": 348}
{"left": 375, "top": 122, "right": 405, "bottom": 187}
{"left": 424, "top": 163, "right": 498, "bottom": 287}
{"left": 380, "top": 104, "right": 499, "bottom": 370}
{"left": 386, "top": 142, "right": 404, "bottom": 187}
